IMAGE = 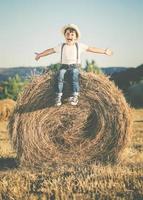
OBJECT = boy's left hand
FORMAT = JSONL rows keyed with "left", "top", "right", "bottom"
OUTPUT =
{"left": 35, "top": 52, "right": 41, "bottom": 61}
{"left": 105, "top": 48, "right": 113, "bottom": 56}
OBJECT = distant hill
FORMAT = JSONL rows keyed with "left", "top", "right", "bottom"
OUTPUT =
{"left": 110, "top": 64, "right": 143, "bottom": 92}
{"left": 101, "top": 67, "right": 127, "bottom": 75}
{"left": 0, "top": 66, "right": 128, "bottom": 83}
{"left": 0, "top": 67, "right": 44, "bottom": 83}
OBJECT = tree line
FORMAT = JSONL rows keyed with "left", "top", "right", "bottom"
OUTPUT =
{"left": 0, "top": 74, "right": 29, "bottom": 100}
{"left": 0, "top": 60, "right": 101, "bottom": 100}
{"left": 0, "top": 62, "right": 143, "bottom": 106}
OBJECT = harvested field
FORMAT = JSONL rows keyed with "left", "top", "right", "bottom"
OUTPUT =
{"left": 0, "top": 108, "right": 142, "bottom": 199}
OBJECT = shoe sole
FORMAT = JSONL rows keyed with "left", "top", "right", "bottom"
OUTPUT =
{"left": 56, "top": 103, "right": 62, "bottom": 106}
{"left": 71, "top": 102, "right": 78, "bottom": 106}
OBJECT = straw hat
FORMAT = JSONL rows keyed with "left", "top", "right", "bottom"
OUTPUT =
{"left": 61, "top": 24, "right": 81, "bottom": 39}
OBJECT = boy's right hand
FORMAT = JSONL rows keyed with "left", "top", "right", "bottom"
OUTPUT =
{"left": 35, "top": 52, "right": 41, "bottom": 61}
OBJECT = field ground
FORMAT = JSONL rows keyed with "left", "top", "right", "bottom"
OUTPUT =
{"left": 0, "top": 109, "right": 142, "bottom": 199}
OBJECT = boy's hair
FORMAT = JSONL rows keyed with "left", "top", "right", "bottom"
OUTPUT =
{"left": 64, "top": 28, "right": 78, "bottom": 38}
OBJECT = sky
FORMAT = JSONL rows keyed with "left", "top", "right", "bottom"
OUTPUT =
{"left": 0, "top": 0, "right": 143, "bottom": 68}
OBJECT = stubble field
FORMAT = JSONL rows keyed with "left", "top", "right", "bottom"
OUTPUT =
{"left": 0, "top": 109, "right": 142, "bottom": 200}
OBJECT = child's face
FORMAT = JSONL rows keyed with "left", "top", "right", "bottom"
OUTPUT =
{"left": 64, "top": 28, "right": 78, "bottom": 45}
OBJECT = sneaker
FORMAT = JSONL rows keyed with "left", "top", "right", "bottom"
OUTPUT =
{"left": 69, "top": 96, "right": 78, "bottom": 106}
{"left": 55, "top": 94, "right": 62, "bottom": 106}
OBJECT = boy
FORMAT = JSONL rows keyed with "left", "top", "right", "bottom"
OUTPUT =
{"left": 35, "top": 24, "right": 113, "bottom": 106}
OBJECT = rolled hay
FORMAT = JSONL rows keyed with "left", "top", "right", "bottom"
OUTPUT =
{"left": 0, "top": 99, "right": 16, "bottom": 121}
{"left": 8, "top": 71, "right": 132, "bottom": 167}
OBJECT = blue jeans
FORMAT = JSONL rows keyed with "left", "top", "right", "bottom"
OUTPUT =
{"left": 56, "top": 65, "right": 80, "bottom": 95}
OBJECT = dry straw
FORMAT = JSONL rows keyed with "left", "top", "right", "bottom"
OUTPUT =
{"left": 0, "top": 99, "right": 16, "bottom": 121}
{"left": 8, "top": 71, "right": 132, "bottom": 167}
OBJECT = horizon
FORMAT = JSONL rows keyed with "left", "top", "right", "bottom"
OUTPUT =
{"left": 0, "top": 65, "right": 139, "bottom": 69}
{"left": 0, "top": 0, "right": 143, "bottom": 68}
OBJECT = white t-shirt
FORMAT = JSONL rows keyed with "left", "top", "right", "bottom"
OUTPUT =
{"left": 53, "top": 42, "right": 88, "bottom": 64}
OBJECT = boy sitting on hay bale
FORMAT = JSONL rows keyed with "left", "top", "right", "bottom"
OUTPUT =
{"left": 35, "top": 24, "right": 113, "bottom": 106}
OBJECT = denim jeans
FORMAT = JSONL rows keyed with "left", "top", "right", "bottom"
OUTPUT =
{"left": 56, "top": 64, "right": 80, "bottom": 95}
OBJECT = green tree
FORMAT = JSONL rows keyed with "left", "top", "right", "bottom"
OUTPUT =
{"left": 85, "top": 60, "right": 102, "bottom": 74}
{"left": 0, "top": 74, "right": 29, "bottom": 100}
{"left": 43, "top": 63, "right": 61, "bottom": 73}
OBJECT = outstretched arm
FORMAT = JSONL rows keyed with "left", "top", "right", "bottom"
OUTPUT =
{"left": 87, "top": 47, "right": 113, "bottom": 56}
{"left": 35, "top": 48, "right": 56, "bottom": 61}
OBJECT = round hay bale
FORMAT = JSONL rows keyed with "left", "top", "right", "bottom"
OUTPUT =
{"left": 8, "top": 72, "right": 132, "bottom": 167}
{"left": 0, "top": 99, "right": 16, "bottom": 121}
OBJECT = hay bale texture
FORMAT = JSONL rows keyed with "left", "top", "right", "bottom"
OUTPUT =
{"left": 8, "top": 71, "right": 132, "bottom": 167}
{"left": 0, "top": 99, "right": 16, "bottom": 121}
